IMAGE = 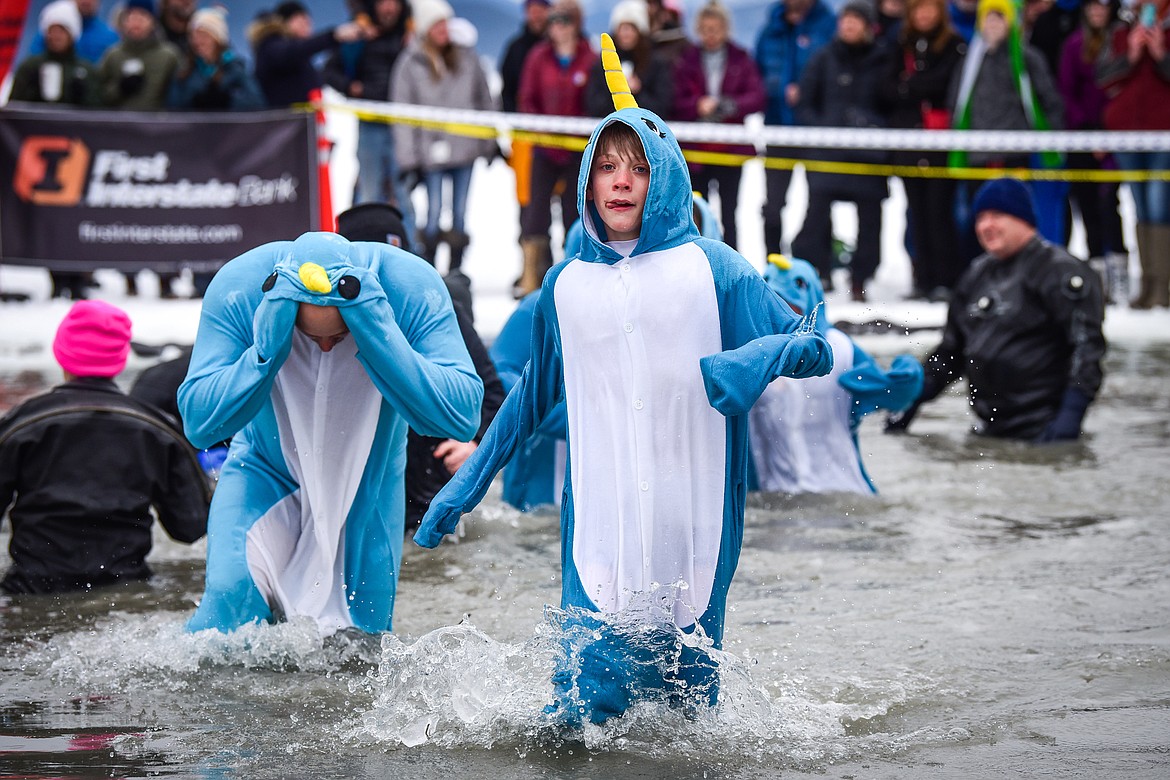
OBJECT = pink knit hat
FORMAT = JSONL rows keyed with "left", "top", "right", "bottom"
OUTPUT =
{"left": 52, "top": 300, "right": 133, "bottom": 377}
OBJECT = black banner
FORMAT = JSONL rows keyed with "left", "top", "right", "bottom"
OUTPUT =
{"left": 0, "top": 106, "right": 317, "bottom": 271}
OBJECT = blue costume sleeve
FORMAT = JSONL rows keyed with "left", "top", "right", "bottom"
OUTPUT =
{"left": 415, "top": 282, "right": 565, "bottom": 547}
{"left": 340, "top": 250, "right": 483, "bottom": 442}
{"left": 490, "top": 291, "right": 567, "bottom": 439}
{"left": 837, "top": 344, "right": 925, "bottom": 418}
{"left": 699, "top": 247, "right": 834, "bottom": 417}
{"left": 178, "top": 243, "right": 298, "bottom": 450}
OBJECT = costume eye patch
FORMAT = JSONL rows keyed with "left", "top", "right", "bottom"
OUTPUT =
{"left": 641, "top": 118, "right": 665, "bottom": 138}
{"left": 337, "top": 275, "right": 361, "bottom": 300}
{"left": 795, "top": 278, "right": 808, "bottom": 289}
{"left": 262, "top": 272, "right": 278, "bottom": 292}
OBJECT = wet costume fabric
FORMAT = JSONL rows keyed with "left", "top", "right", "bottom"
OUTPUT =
{"left": 180, "top": 233, "right": 482, "bottom": 635}
{"left": 416, "top": 102, "right": 832, "bottom": 722}
{"left": 749, "top": 258, "right": 923, "bottom": 494}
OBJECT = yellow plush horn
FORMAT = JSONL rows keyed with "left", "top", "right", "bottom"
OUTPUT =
{"left": 767, "top": 253, "right": 792, "bottom": 270}
{"left": 298, "top": 262, "right": 332, "bottom": 294}
{"left": 600, "top": 33, "right": 638, "bottom": 111}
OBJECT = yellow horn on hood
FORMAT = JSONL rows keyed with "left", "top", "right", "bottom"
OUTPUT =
{"left": 298, "top": 262, "right": 332, "bottom": 294}
{"left": 600, "top": 33, "right": 638, "bottom": 112}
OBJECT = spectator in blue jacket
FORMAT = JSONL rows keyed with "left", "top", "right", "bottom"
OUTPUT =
{"left": 755, "top": 0, "right": 837, "bottom": 254}
{"left": 26, "top": 0, "right": 120, "bottom": 65}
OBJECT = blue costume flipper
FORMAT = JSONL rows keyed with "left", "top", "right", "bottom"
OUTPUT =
{"left": 838, "top": 347, "right": 925, "bottom": 419}
{"left": 701, "top": 331, "right": 832, "bottom": 417}
{"left": 340, "top": 247, "right": 482, "bottom": 441}
{"left": 178, "top": 243, "right": 299, "bottom": 450}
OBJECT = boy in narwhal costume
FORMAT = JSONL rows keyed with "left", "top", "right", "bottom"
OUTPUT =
{"left": 416, "top": 35, "right": 833, "bottom": 725}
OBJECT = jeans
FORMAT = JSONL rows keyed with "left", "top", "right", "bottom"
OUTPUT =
{"left": 354, "top": 120, "right": 417, "bottom": 237}
{"left": 422, "top": 165, "right": 474, "bottom": 240}
{"left": 1116, "top": 150, "right": 1170, "bottom": 225}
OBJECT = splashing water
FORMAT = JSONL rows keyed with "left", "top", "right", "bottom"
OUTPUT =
{"left": 350, "top": 588, "right": 934, "bottom": 766}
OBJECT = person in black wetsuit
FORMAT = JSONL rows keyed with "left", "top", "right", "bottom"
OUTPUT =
{"left": 0, "top": 301, "right": 210, "bottom": 594}
{"left": 886, "top": 177, "right": 1106, "bottom": 442}
{"left": 335, "top": 203, "right": 505, "bottom": 528}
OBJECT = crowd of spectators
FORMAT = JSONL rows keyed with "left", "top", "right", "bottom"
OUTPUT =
{"left": 5, "top": 0, "right": 1168, "bottom": 308}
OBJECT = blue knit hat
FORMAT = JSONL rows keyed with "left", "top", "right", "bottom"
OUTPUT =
{"left": 125, "top": 0, "right": 155, "bottom": 15}
{"left": 972, "top": 178, "right": 1037, "bottom": 227}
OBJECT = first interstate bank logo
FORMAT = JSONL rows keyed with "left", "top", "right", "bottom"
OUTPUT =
{"left": 13, "top": 136, "right": 297, "bottom": 208}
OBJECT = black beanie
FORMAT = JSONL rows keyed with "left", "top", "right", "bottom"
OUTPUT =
{"left": 335, "top": 202, "right": 414, "bottom": 253}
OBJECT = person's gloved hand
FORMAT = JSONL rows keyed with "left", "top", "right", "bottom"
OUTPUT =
{"left": 1033, "top": 388, "right": 1092, "bottom": 444}
{"left": 197, "top": 445, "right": 229, "bottom": 479}
{"left": 884, "top": 399, "right": 922, "bottom": 434}
{"left": 252, "top": 294, "right": 298, "bottom": 365}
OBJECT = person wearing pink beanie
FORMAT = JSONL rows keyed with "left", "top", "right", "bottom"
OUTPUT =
{"left": 51, "top": 299, "right": 133, "bottom": 377}
{"left": 0, "top": 301, "right": 210, "bottom": 595}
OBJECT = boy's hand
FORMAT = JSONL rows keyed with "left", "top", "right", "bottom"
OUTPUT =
{"left": 776, "top": 331, "right": 827, "bottom": 379}
{"left": 414, "top": 498, "right": 464, "bottom": 548}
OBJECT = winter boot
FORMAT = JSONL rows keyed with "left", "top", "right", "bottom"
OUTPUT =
{"left": 1131, "top": 223, "right": 1155, "bottom": 309}
{"left": 444, "top": 229, "right": 470, "bottom": 274}
{"left": 1105, "top": 252, "right": 1130, "bottom": 307}
{"left": 518, "top": 235, "right": 551, "bottom": 298}
{"left": 1147, "top": 223, "right": 1170, "bottom": 308}
{"left": 1088, "top": 257, "right": 1111, "bottom": 304}
{"left": 420, "top": 232, "right": 440, "bottom": 266}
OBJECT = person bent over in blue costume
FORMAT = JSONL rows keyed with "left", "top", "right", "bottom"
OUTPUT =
{"left": 750, "top": 255, "right": 924, "bottom": 494}
{"left": 180, "top": 231, "right": 483, "bottom": 636}
{"left": 416, "top": 35, "right": 832, "bottom": 725}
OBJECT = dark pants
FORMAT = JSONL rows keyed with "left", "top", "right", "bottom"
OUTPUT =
{"left": 521, "top": 151, "right": 581, "bottom": 240}
{"left": 792, "top": 190, "right": 883, "bottom": 287}
{"left": 903, "top": 176, "right": 961, "bottom": 292}
{"left": 1064, "top": 153, "right": 1127, "bottom": 257}
{"left": 762, "top": 145, "right": 796, "bottom": 254}
{"left": 694, "top": 164, "right": 743, "bottom": 248}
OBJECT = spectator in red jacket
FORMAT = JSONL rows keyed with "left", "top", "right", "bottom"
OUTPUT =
{"left": 673, "top": 1, "right": 766, "bottom": 249}
{"left": 515, "top": 0, "right": 596, "bottom": 297}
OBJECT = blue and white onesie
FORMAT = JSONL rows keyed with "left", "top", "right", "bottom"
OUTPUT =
{"left": 493, "top": 194, "right": 724, "bottom": 512}
{"left": 179, "top": 232, "right": 482, "bottom": 635}
{"left": 749, "top": 256, "right": 923, "bottom": 494}
{"left": 416, "top": 104, "right": 833, "bottom": 722}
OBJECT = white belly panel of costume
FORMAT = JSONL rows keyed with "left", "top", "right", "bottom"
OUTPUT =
{"left": 246, "top": 329, "right": 382, "bottom": 635}
{"left": 555, "top": 243, "right": 727, "bottom": 628}
{"left": 749, "top": 329, "right": 870, "bottom": 494}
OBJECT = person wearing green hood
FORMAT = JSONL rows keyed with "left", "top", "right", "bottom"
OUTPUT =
{"left": 948, "top": 0, "right": 1065, "bottom": 265}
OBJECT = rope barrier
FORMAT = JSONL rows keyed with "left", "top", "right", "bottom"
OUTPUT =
{"left": 311, "top": 96, "right": 1170, "bottom": 183}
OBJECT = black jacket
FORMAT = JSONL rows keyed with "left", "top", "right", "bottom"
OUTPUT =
{"left": 921, "top": 237, "right": 1107, "bottom": 438}
{"left": 499, "top": 24, "right": 544, "bottom": 113}
{"left": 878, "top": 28, "right": 965, "bottom": 165}
{"left": 404, "top": 304, "right": 506, "bottom": 528}
{"left": 252, "top": 21, "right": 340, "bottom": 107}
{"left": 0, "top": 378, "right": 210, "bottom": 594}
{"left": 322, "top": 20, "right": 408, "bottom": 102}
{"left": 797, "top": 37, "right": 891, "bottom": 200}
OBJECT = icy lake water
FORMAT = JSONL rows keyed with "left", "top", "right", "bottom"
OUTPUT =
{"left": 1, "top": 337, "right": 1167, "bottom": 779}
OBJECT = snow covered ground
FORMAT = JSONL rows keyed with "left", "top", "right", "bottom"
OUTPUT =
{"left": 2, "top": 108, "right": 1168, "bottom": 379}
